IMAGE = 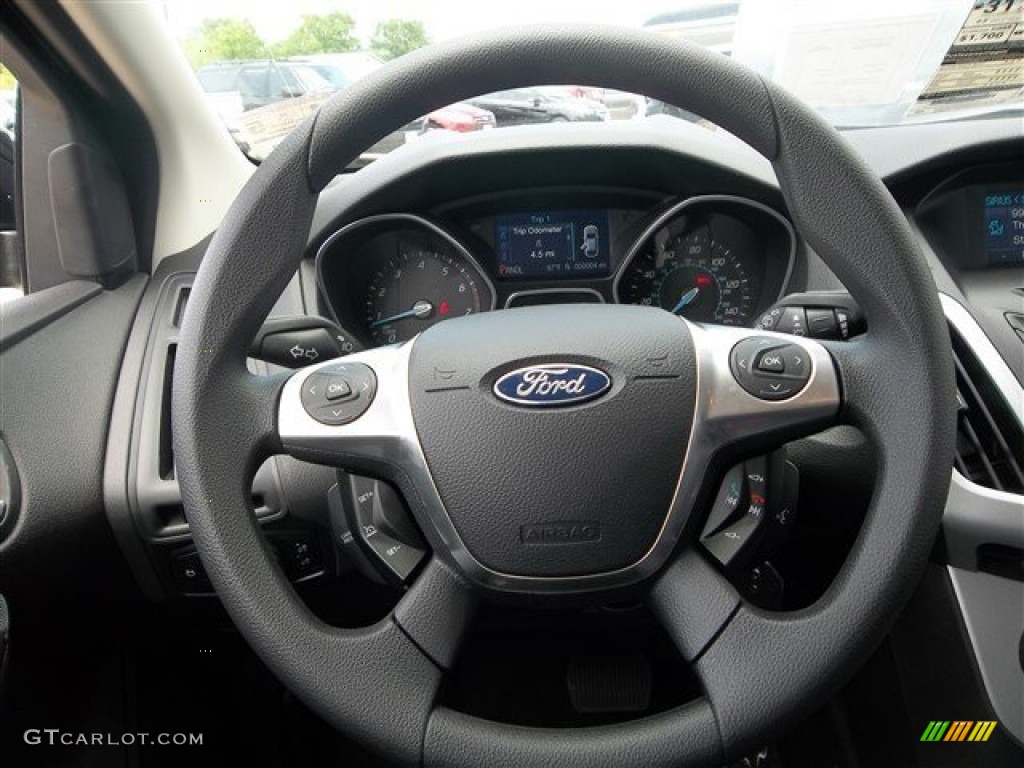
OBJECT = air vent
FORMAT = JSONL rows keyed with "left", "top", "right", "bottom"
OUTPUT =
{"left": 951, "top": 329, "right": 1024, "bottom": 494}
{"left": 172, "top": 287, "right": 191, "bottom": 327}
{"left": 159, "top": 344, "right": 176, "bottom": 480}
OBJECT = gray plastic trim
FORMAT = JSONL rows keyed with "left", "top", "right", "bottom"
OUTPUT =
{"left": 279, "top": 321, "right": 838, "bottom": 594}
{"left": 128, "top": 274, "right": 284, "bottom": 543}
{"left": 948, "top": 567, "right": 1024, "bottom": 745}
{"left": 945, "top": 473, "right": 1024, "bottom": 570}
{"left": 940, "top": 291, "right": 1024, "bottom": 744}
{"left": 941, "top": 290, "right": 1023, "bottom": 570}
{"left": 504, "top": 287, "right": 605, "bottom": 308}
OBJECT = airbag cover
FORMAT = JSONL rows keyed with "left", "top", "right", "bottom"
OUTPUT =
{"left": 409, "top": 305, "right": 696, "bottom": 578}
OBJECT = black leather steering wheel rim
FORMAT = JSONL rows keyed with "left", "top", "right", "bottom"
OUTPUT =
{"left": 173, "top": 25, "right": 956, "bottom": 767}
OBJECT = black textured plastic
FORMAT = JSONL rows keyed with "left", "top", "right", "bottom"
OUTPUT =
{"left": 410, "top": 304, "right": 695, "bottom": 577}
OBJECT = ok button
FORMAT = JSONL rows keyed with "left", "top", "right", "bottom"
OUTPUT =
{"left": 756, "top": 350, "right": 785, "bottom": 373}
{"left": 325, "top": 376, "right": 355, "bottom": 401}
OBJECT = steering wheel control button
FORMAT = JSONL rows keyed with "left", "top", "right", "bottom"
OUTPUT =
{"left": 324, "top": 376, "right": 353, "bottom": 401}
{"left": 300, "top": 363, "right": 377, "bottom": 425}
{"left": 731, "top": 338, "right": 812, "bottom": 401}
{"left": 701, "top": 455, "right": 773, "bottom": 569}
{"left": 269, "top": 532, "right": 324, "bottom": 582}
{"left": 755, "top": 349, "right": 785, "bottom": 373}
{"left": 342, "top": 475, "right": 427, "bottom": 584}
{"left": 702, "top": 464, "right": 746, "bottom": 537}
{"left": 779, "top": 345, "right": 810, "bottom": 380}
{"left": 774, "top": 306, "right": 807, "bottom": 336}
{"left": 260, "top": 328, "right": 340, "bottom": 368}
{"left": 806, "top": 307, "right": 840, "bottom": 339}
{"left": 171, "top": 550, "right": 213, "bottom": 595}
{"left": 701, "top": 450, "right": 800, "bottom": 573}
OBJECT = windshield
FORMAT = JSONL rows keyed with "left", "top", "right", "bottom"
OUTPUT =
{"left": 167, "top": 0, "right": 1023, "bottom": 163}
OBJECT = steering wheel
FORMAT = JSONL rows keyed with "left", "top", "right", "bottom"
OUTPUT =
{"left": 173, "top": 26, "right": 955, "bottom": 767}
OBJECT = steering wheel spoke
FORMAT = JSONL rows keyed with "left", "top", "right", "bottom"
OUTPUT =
{"left": 649, "top": 547, "right": 740, "bottom": 662}
{"left": 277, "top": 343, "right": 423, "bottom": 474}
{"left": 395, "top": 557, "right": 477, "bottom": 671}
{"left": 687, "top": 322, "right": 841, "bottom": 457}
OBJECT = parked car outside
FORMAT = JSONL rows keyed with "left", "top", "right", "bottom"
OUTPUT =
{"left": 289, "top": 52, "right": 496, "bottom": 134}
{"left": 196, "top": 57, "right": 403, "bottom": 162}
{"left": 469, "top": 87, "right": 609, "bottom": 126}
{"left": 420, "top": 102, "right": 497, "bottom": 132}
{"left": 285, "top": 52, "right": 383, "bottom": 90}
{"left": 196, "top": 59, "right": 332, "bottom": 112}
{"left": 539, "top": 85, "right": 642, "bottom": 120}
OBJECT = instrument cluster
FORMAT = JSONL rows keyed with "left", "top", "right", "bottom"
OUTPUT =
{"left": 316, "top": 195, "right": 795, "bottom": 347}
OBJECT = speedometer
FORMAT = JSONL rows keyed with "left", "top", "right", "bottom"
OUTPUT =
{"left": 618, "top": 223, "right": 756, "bottom": 325}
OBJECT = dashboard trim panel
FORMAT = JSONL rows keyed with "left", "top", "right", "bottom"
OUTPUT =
{"left": 940, "top": 292, "right": 1024, "bottom": 745}
{"left": 504, "top": 287, "right": 605, "bottom": 308}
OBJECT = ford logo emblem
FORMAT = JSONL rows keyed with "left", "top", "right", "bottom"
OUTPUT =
{"left": 493, "top": 364, "right": 611, "bottom": 407}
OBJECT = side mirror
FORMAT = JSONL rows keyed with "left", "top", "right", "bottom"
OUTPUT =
{"left": 532, "top": 97, "right": 541, "bottom": 107}
{"left": 279, "top": 85, "right": 302, "bottom": 99}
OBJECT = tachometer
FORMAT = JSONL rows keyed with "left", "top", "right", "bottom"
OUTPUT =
{"left": 618, "top": 222, "right": 756, "bottom": 325}
{"left": 365, "top": 237, "right": 483, "bottom": 345}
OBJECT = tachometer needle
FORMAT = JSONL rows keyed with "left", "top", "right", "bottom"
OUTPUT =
{"left": 370, "top": 300, "right": 434, "bottom": 328}
{"left": 670, "top": 287, "right": 700, "bottom": 314}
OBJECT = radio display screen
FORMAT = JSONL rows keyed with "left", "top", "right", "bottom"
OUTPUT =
{"left": 984, "top": 191, "right": 1024, "bottom": 266}
{"left": 495, "top": 210, "right": 610, "bottom": 278}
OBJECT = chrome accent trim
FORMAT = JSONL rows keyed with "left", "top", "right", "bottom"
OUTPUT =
{"left": 313, "top": 212, "right": 498, "bottom": 329}
{"left": 278, "top": 323, "right": 839, "bottom": 593}
{"left": 940, "top": 293, "right": 1023, "bottom": 425}
{"left": 612, "top": 194, "right": 798, "bottom": 307}
{"left": 504, "top": 287, "right": 605, "bottom": 308}
{"left": 941, "top": 290, "right": 1024, "bottom": 571}
{"left": 940, "top": 292, "right": 1024, "bottom": 745}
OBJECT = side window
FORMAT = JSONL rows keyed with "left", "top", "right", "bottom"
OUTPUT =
{"left": 0, "top": 62, "right": 21, "bottom": 304}
{"left": 268, "top": 64, "right": 304, "bottom": 100}
{"left": 236, "top": 67, "right": 267, "bottom": 102}
{"left": 267, "top": 65, "right": 286, "bottom": 99}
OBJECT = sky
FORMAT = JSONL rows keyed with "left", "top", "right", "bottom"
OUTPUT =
{"left": 163, "top": 0, "right": 692, "bottom": 43}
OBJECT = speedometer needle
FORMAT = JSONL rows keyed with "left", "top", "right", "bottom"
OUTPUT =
{"left": 370, "top": 300, "right": 433, "bottom": 328}
{"left": 670, "top": 287, "right": 700, "bottom": 314}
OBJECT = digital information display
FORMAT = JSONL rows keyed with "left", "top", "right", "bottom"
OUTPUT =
{"left": 984, "top": 191, "right": 1024, "bottom": 266}
{"left": 495, "top": 210, "right": 610, "bottom": 278}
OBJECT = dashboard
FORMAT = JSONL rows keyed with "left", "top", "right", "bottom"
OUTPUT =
{"left": 316, "top": 190, "right": 794, "bottom": 348}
